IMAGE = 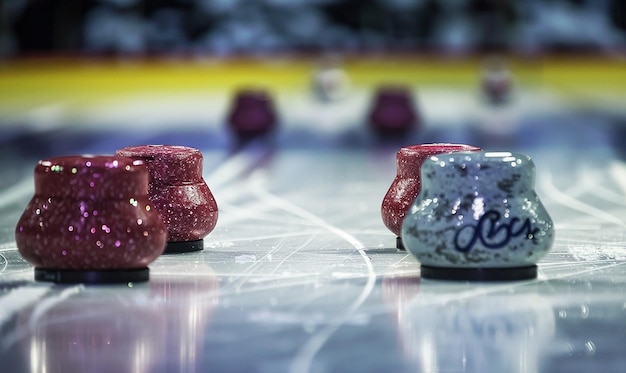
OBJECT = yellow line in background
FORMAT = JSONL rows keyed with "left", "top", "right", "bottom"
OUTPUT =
{"left": 0, "top": 56, "right": 623, "bottom": 111}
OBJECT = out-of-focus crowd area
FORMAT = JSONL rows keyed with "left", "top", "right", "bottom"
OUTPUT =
{"left": 0, "top": 0, "right": 624, "bottom": 57}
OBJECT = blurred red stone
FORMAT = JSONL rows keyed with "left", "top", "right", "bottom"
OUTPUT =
{"left": 381, "top": 143, "right": 481, "bottom": 249}
{"left": 116, "top": 145, "right": 218, "bottom": 253}
{"left": 368, "top": 85, "right": 419, "bottom": 138}
{"left": 227, "top": 89, "right": 277, "bottom": 143}
{"left": 15, "top": 155, "right": 166, "bottom": 282}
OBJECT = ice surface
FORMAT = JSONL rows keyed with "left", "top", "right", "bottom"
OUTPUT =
{"left": 0, "top": 87, "right": 625, "bottom": 372}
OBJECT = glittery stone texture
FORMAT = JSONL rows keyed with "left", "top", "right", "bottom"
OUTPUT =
{"left": 381, "top": 143, "right": 481, "bottom": 238}
{"left": 15, "top": 155, "right": 167, "bottom": 270}
{"left": 401, "top": 151, "right": 554, "bottom": 270}
{"left": 116, "top": 145, "right": 218, "bottom": 243}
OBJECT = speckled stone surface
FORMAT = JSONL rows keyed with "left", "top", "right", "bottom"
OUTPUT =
{"left": 115, "top": 145, "right": 218, "bottom": 244}
{"left": 401, "top": 151, "right": 554, "bottom": 270}
{"left": 381, "top": 143, "right": 481, "bottom": 238}
{"left": 15, "top": 155, "right": 167, "bottom": 270}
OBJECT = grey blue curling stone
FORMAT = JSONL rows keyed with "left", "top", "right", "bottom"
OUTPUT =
{"left": 401, "top": 151, "right": 554, "bottom": 281}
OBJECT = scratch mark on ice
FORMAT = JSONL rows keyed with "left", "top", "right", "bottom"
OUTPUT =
{"left": 245, "top": 171, "right": 376, "bottom": 373}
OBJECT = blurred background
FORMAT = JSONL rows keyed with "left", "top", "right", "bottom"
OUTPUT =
{"left": 1, "top": 0, "right": 625, "bottom": 57}
{"left": 0, "top": 0, "right": 625, "bottom": 161}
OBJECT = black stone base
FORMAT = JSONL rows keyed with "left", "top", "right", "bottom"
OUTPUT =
{"left": 164, "top": 239, "right": 204, "bottom": 254}
{"left": 420, "top": 264, "right": 537, "bottom": 282}
{"left": 396, "top": 236, "right": 405, "bottom": 250}
{"left": 35, "top": 267, "right": 149, "bottom": 284}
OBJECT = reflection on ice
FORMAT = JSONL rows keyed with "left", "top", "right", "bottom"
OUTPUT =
{"left": 19, "top": 286, "right": 166, "bottom": 373}
{"left": 16, "top": 268, "right": 219, "bottom": 373}
{"left": 400, "top": 291, "right": 555, "bottom": 373}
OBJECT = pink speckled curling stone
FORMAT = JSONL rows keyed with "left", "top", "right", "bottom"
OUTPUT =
{"left": 15, "top": 156, "right": 166, "bottom": 283}
{"left": 116, "top": 145, "right": 218, "bottom": 254}
{"left": 401, "top": 151, "right": 554, "bottom": 281}
{"left": 381, "top": 143, "right": 481, "bottom": 250}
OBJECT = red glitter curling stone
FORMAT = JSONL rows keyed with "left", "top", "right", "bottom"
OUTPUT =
{"left": 381, "top": 143, "right": 481, "bottom": 250}
{"left": 368, "top": 85, "right": 419, "bottom": 138}
{"left": 116, "top": 145, "right": 218, "bottom": 254}
{"left": 227, "top": 88, "right": 277, "bottom": 143}
{"left": 15, "top": 155, "right": 166, "bottom": 284}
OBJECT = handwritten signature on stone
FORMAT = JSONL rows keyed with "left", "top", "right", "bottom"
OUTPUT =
{"left": 454, "top": 210, "right": 540, "bottom": 253}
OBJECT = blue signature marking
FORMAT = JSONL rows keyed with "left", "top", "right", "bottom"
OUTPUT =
{"left": 454, "top": 210, "right": 540, "bottom": 253}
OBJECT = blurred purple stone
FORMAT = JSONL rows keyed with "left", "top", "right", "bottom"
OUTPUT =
{"left": 367, "top": 85, "right": 419, "bottom": 138}
{"left": 227, "top": 89, "right": 277, "bottom": 143}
